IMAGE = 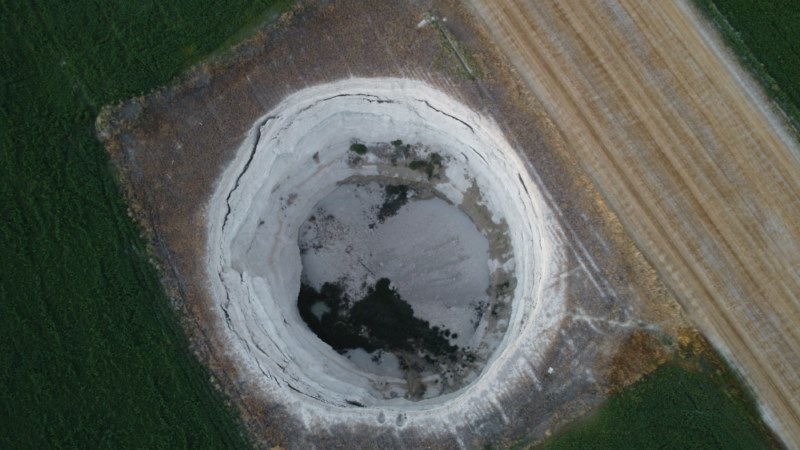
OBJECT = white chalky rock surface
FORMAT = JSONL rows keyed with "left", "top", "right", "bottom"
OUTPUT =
{"left": 206, "top": 78, "right": 567, "bottom": 430}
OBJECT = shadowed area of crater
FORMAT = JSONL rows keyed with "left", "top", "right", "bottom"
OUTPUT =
{"left": 297, "top": 180, "right": 492, "bottom": 399}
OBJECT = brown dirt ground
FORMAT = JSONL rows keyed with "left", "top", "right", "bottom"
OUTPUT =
{"left": 99, "top": 0, "right": 690, "bottom": 447}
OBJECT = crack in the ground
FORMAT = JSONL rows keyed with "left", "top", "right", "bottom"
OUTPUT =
{"left": 297, "top": 93, "right": 395, "bottom": 115}
{"left": 222, "top": 115, "right": 276, "bottom": 230}
{"left": 417, "top": 98, "right": 476, "bottom": 133}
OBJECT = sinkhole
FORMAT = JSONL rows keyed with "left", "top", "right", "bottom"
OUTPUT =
{"left": 206, "top": 78, "right": 564, "bottom": 426}
{"left": 296, "top": 177, "right": 508, "bottom": 400}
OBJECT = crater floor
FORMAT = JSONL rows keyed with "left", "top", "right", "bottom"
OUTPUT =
{"left": 298, "top": 181, "right": 492, "bottom": 398}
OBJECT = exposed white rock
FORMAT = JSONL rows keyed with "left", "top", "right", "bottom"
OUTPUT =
{"left": 206, "top": 78, "right": 567, "bottom": 431}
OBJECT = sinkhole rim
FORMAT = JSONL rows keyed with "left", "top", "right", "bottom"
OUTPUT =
{"left": 205, "top": 78, "right": 565, "bottom": 427}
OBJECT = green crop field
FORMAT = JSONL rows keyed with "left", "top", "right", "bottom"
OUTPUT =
{"left": 694, "top": 0, "right": 800, "bottom": 131}
{"left": 539, "top": 352, "right": 778, "bottom": 449}
{"left": 0, "top": 1, "right": 289, "bottom": 448}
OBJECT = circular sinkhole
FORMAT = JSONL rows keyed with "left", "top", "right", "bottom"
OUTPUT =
{"left": 207, "top": 78, "right": 566, "bottom": 428}
{"left": 297, "top": 177, "right": 507, "bottom": 400}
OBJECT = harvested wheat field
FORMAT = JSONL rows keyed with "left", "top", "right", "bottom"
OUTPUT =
{"left": 469, "top": 0, "right": 800, "bottom": 447}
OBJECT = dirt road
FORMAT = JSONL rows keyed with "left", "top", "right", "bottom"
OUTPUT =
{"left": 468, "top": 0, "right": 800, "bottom": 445}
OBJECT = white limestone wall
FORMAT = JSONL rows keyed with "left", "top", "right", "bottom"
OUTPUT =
{"left": 206, "top": 78, "right": 567, "bottom": 430}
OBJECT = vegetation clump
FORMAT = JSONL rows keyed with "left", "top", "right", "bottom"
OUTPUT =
{"left": 298, "top": 278, "right": 458, "bottom": 358}
{"left": 408, "top": 152, "right": 443, "bottom": 179}
{"left": 349, "top": 143, "right": 368, "bottom": 155}
{"left": 389, "top": 139, "right": 412, "bottom": 164}
{"left": 377, "top": 185, "right": 410, "bottom": 222}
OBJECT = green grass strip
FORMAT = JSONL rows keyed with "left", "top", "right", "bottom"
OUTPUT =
{"left": 693, "top": 0, "right": 800, "bottom": 133}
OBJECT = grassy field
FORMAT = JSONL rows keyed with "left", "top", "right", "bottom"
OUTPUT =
{"left": 540, "top": 348, "right": 779, "bottom": 449}
{"left": 694, "top": 0, "right": 800, "bottom": 131}
{"left": 0, "top": 1, "right": 289, "bottom": 448}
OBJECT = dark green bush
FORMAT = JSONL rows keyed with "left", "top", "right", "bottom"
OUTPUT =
{"left": 349, "top": 143, "right": 368, "bottom": 155}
